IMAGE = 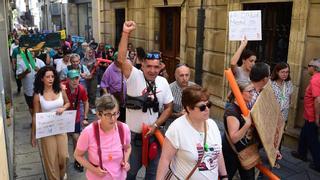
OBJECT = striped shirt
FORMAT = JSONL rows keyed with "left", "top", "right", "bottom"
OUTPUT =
{"left": 170, "top": 81, "right": 196, "bottom": 113}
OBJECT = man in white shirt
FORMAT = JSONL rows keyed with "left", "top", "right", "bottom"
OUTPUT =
{"left": 118, "top": 21, "right": 173, "bottom": 180}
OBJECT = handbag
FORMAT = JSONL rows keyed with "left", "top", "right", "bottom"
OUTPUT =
{"left": 225, "top": 131, "right": 261, "bottom": 170}
{"left": 165, "top": 121, "right": 207, "bottom": 180}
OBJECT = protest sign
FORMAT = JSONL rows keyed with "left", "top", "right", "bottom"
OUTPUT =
{"left": 251, "top": 82, "right": 285, "bottom": 167}
{"left": 59, "top": 29, "right": 66, "bottom": 40}
{"left": 36, "top": 110, "right": 76, "bottom": 139}
{"left": 229, "top": 10, "right": 262, "bottom": 41}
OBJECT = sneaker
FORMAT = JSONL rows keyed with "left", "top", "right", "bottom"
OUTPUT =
{"left": 291, "top": 151, "right": 308, "bottom": 162}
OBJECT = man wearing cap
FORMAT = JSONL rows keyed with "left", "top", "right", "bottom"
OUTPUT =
{"left": 291, "top": 58, "right": 320, "bottom": 172}
{"left": 16, "top": 47, "right": 45, "bottom": 120}
{"left": 100, "top": 52, "right": 127, "bottom": 122}
{"left": 118, "top": 21, "right": 173, "bottom": 180}
{"left": 63, "top": 69, "right": 89, "bottom": 172}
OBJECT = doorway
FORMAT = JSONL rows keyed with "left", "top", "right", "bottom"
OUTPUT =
{"left": 115, "top": 8, "right": 125, "bottom": 49}
{"left": 243, "top": 2, "right": 293, "bottom": 70}
{"left": 159, "top": 7, "right": 181, "bottom": 83}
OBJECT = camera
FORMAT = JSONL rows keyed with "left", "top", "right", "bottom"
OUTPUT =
{"left": 142, "top": 97, "right": 159, "bottom": 113}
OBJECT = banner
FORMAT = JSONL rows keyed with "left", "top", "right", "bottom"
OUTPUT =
{"left": 36, "top": 110, "right": 76, "bottom": 139}
{"left": 229, "top": 10, "right": 262, "bottom": 41}
{"left": 251, "top": 82, "right": 285, "bottom": 167}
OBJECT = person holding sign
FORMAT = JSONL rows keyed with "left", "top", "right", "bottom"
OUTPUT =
{"left": 31, "top": 66, "right": 70, "bottom": 180}
{"left": 230, "top": 37, "right": 256, "bottom": 83}
{"left": 74, "top": 94, "right": 132, "bottom": 179}
{"left": 222, "top": 81, "right": 257, "bottom": 180}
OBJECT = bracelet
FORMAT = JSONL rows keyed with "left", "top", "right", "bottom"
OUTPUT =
{"left": 219, "top": 175, "right": 228, "bottom": 179}
{"left": 153, "top": 123, "right": 158, "bottom": 128}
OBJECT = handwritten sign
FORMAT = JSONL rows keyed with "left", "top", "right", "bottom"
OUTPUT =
{"left": 229, "top": 10, "right": 262, "bottom": 41}
{"left": 36, "top": 110, "right": 76, "bottom": 139}
{"left": 251, "top": 82, "right": 285, "bottom": 167}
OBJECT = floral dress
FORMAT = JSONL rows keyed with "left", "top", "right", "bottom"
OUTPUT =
{"left": 271, "top": 80, "right": 293, "bottom": 121}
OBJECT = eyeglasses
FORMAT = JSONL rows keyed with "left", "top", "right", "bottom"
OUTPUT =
{"left": 243, "top": 89, "right": 255, "bottom": 94}
{"left": 146, "top": 52, "right": 161, "bottom": 60}
{"left": 108, "top": 51, "right": 113, "bottom": 53}
{"left": 101, "top": 111, "right": 120, "bottom": 118}
{"left": 195, "top": 101, "right": 212, "bottom": 112}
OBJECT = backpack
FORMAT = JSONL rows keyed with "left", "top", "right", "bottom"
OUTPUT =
{"left": 92, "top": 121, "right": 125, "bottom": 169}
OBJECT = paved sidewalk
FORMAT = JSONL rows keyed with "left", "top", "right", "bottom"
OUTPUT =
{"left": 13, "top": 91, "right": 320, "bottom": 180}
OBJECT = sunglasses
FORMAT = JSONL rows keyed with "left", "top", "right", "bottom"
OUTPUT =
{"left": 195, "top": 101, "right": 212, "bottom": 112}
{"left": 308, "top": 64, "right": 315, "bottom": 68}
{"left": 101, "top": 111, "right": 120, "bottom": 118}
{"left": 108, "top": 51, "right": 114, "bottom": 53}
{"left": 146, "top": 53, "right": 161, "bottom": 60}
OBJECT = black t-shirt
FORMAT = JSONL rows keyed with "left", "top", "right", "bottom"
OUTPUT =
{"left": 224, "top": 103, "right": 257, "bottom": 151}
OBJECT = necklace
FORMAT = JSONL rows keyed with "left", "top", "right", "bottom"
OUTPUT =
{"left": 108, "top": 127, "right": 117, "bottom": 161}
{"left": 186, "top": 115, "right": 208, "bottom": 152}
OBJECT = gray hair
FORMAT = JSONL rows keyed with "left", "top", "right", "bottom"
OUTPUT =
{"left": 69, "top": 53, "right": 80, "bottom": 62}
{"left": 95, "top": 94, "right": 119, "bottom": 113}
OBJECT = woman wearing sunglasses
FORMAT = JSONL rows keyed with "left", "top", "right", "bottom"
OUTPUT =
{"left": 74, "top": 94, "right": 132, "bottom": 180}
{"left": 222, "top": 81, "right": 257, "bottom": 180}
{"left": 157, "top": 85, "right": 227, "bottom": 180}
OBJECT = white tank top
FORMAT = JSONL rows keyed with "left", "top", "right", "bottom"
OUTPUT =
{"left": 39, "top": 92, "right": 64, "bottom": 112}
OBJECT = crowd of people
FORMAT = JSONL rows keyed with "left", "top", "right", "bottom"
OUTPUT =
{"left": 7, "top": 21, "right": 320, "bottom": 180}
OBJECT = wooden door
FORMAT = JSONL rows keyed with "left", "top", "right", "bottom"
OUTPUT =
{"left": 159, "top": 7, "right": 181, "bottom": 83}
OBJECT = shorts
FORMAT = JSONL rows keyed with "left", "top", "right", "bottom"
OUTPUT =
{"left": 24, "top": 94, "right": 33, "bottom": 109}
{"left": 74, "top": 122, "right": 81, "bottom": 133}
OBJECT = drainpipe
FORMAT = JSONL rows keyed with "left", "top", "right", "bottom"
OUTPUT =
{"left": 194, "top": 0, "right": 205, "bottom": 85}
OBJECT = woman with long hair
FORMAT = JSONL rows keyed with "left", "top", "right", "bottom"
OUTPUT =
{"left": 230, "top": 37, "right": 257, "bottom": 82}
{"left": 31, "top": 66, "right": 70, "bottom": 180}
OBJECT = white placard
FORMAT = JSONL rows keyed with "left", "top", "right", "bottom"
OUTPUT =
{"left": 36, "top": 110, "right": 76, "bottom": 139}
{"left": 229, "top": 10, "right": 262, "bottom": 41}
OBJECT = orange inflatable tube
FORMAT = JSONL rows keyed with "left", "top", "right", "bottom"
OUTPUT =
{"left": 142, "top": 124, "right": 149, "bottom": 167}
{"left": 224, "top": 68, "right": 249, "bottom": 116}
{"left": 154, "top": 129, "right": 164, "bottom": 147}
{"left": 96, "top": 58, "right": 112, "bottom": 65}
{"left": 256, "top": 163, "right": 280, "bottom": 180}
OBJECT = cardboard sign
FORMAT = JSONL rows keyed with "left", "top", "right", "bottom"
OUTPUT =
{"left": 36, "top": 110, "right": 76, "bottom": 139}
{"left": 251, "top": 82, "right": 285, "bottom": 167}
{"left": 229, "top": 10, "right": 262, "bottom": 41}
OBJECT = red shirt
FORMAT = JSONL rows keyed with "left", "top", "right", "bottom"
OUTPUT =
{"left": 303, "top": 73, "right": 320, "bottom": 122}
{"left": 64, "top": 82, "right": 88, "bottom": 123}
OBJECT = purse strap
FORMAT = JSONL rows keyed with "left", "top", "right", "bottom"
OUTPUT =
{"left": 186, "top": 121, "right": 207, "bottom": 180}
{"left": 93, "top": 121, "right": 104, "bottom": 169}
{"left": 224, "top": 130, "right": 239, "bottom": 154}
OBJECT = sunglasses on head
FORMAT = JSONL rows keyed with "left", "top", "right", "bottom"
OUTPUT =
{"left": 146, "top": 53, "right": 161, "bottom": 60}
{"left": 195, "top": 101, "right": 212, "bottom": 112}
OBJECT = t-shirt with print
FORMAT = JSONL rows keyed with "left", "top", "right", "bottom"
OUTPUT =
{"left": 165, "top": 115, "right": 222, "bottom": 180}
{"left": 64, "top": 82, "right": 88, "bottom": 123}
{"left": 126, "top": 67, "right": 173, "bottom": 133}
{"left": 76, "top": 120, "right": 131, "bottom": 180}
{"left": 16, "top": 57, "right": 45, "bottom": 96}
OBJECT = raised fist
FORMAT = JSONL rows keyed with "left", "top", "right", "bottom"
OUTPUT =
{"left": 123, "top": 21, "right": 136, "bottom": 33}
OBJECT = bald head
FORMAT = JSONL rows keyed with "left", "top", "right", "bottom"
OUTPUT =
{"left": 175, "top": 64, "right": 190, "bottom": 88}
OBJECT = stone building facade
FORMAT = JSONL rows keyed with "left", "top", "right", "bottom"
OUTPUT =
{"left": 92, "top": 0, "right": 320, "bottom": 147}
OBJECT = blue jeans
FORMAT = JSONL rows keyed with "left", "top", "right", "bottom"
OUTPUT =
{"left": 297, "top": 120, "right": 320, "bottom": 169}
{"left": 127, "top": 132, "right": 160, "bottom": 180}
